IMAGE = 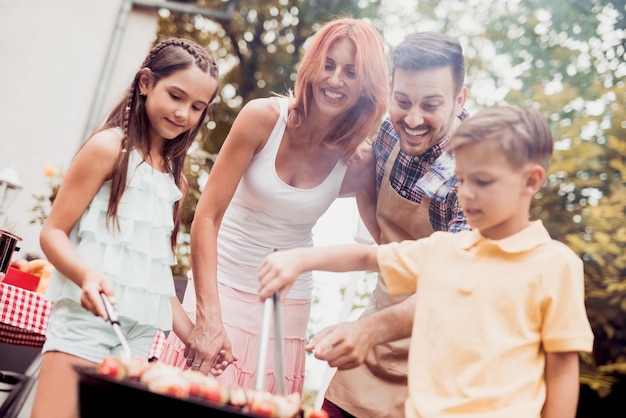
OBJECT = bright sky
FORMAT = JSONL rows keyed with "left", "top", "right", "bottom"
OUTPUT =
{"left": 381, "top": 0, "right": 419, "bottom": 45}
{"left": 305, "top": 198, "right": 375, "bottom": 405}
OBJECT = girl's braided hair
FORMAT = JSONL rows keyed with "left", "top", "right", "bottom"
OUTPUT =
{"left": 99, "top": 38, "right": 219, "bottom": 250}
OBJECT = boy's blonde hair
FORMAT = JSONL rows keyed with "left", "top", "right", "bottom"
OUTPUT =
{"left": 447, "top": 106, "right": 553, "bottom": 171}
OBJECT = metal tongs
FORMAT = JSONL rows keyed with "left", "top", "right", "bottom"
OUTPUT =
{"left": 100, "top": 292, "right": 132, "bottom": 358}
{"left": 255, "top": 291, "right": 285, "bottom": 394}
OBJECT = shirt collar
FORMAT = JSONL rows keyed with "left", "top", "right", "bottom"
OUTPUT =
{"left": 459, "top": 220, "right": 552, "bottom": 253}
{"left": 398, "top": 139, "right": 446, "bottom": 165}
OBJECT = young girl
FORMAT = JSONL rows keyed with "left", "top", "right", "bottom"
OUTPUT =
{"left": 160, "top": 17, "right": 389, "bottom": 395}
{"left": 31, "top": 38, "right": 220, "bottom": 418}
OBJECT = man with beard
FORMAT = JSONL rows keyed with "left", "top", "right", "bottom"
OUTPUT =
{"left": 307, "top": 32, "right": 470, "bottom": 418}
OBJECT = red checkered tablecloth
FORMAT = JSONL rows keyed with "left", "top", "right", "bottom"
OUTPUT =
{"left": 0, "top": 282, "right": 165, "bottom": 357}
{"left": 0, "top": 281, "right": 51, "bottom": 347}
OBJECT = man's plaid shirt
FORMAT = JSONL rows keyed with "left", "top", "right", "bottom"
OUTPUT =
{"left": 372, "top": 111, "right": 470, "bottom": 233}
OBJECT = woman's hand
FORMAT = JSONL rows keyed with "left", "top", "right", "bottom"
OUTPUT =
{"left": 183, "top": 319, "right": 237, "bottom": 376}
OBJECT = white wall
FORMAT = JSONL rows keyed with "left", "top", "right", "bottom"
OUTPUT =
{"left": 0, "top": 0, "right": 162, "bottom": 257}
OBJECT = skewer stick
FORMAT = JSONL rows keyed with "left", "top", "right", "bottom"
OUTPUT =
{"left": 100, "top": 292, "right": 132, "bottom": 358}
{"left": 254, "top": 292, "right": 287, "bottom": 394}
{"left": 255, "top": 296, "right": 273, "bottom": 391}
{"left": 255, "top": 248, "right": 286, "bottom": 394}
{"left": 273, "top": 291, "right": 285, "bottom": 395}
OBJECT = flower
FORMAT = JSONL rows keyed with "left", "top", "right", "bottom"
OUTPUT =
{"left": 42, "top": 164, "right": 59, "bottom": 178}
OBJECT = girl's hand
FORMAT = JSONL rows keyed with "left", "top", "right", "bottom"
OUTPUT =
{"left": 208, "top": 349, "right": 237, "bottom": 376}
{"left": 79, "top": 269, "right": 115, "bottom": 319}
{"left": 258, "top": 249, "right": 301, "bottom": 301}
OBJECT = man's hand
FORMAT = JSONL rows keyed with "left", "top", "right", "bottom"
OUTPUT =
{"left": 307, "top": 294, "right": 416, "bottom": 369}
{"left": 306, "top": 321, "right": 375, "bottom": 370}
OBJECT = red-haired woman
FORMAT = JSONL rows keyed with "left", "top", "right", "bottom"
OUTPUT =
{"left": 160, "top": 17, "right": 389, "bottom": 395}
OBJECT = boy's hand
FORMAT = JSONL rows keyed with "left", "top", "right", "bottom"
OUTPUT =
{"left": 258, "top": 249, "right": 301, "bottom": 301}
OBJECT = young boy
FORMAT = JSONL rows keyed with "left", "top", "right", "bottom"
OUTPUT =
{"left": 258, "top": 105, "right": 594, "bottom": 418}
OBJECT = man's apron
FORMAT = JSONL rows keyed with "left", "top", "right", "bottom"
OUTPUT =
{"left": 325, "top": 142, "right": 434, "bottom": 417}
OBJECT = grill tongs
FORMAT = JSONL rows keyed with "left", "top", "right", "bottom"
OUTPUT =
{"left": 255, "top": 291, "right": 286, "bottom": 395}
{"left": 100, "top": 292, "right": 132, "bottom": 358}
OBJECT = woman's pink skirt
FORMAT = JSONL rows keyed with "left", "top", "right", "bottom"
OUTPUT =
{"left": 159, "top": 281, "right": 311, "bottom": 395}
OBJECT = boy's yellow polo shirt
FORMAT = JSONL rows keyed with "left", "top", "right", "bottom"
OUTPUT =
{"left": 379, "top": 220, "right": 594, "bottom": 418}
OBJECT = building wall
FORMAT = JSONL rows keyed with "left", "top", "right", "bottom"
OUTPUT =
{"left": 0, "top": 0, "right": 162, "bottom": 257}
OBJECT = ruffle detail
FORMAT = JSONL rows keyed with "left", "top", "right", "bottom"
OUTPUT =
{"left": 159, "top": 326, "right": 191, "bottom": 367}
{"left": 158, "top": 318, "right": 306, "bottom": 394}
{"left": 215, "top": 322, "right": 306, "bottom": 395}
{"left": 158, "top": 309, "right": 197, "bottom": 365}
{"left": 46, "top": 149, "right": 182, "bottom": 330}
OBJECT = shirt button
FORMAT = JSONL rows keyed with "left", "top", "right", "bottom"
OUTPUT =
{"left": 413, "top": 156, "right": 420, "bottom": 162}
{"left": 400, "top": 190, "right": 407, "bottom": 196}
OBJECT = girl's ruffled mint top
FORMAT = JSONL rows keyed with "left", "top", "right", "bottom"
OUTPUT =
{"left": 45, "top": 148, "right": 182, "bottom": 330}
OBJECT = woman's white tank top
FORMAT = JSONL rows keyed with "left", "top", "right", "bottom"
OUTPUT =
{"left": 217, "top": 97, "right": 348, "bottom": 299}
